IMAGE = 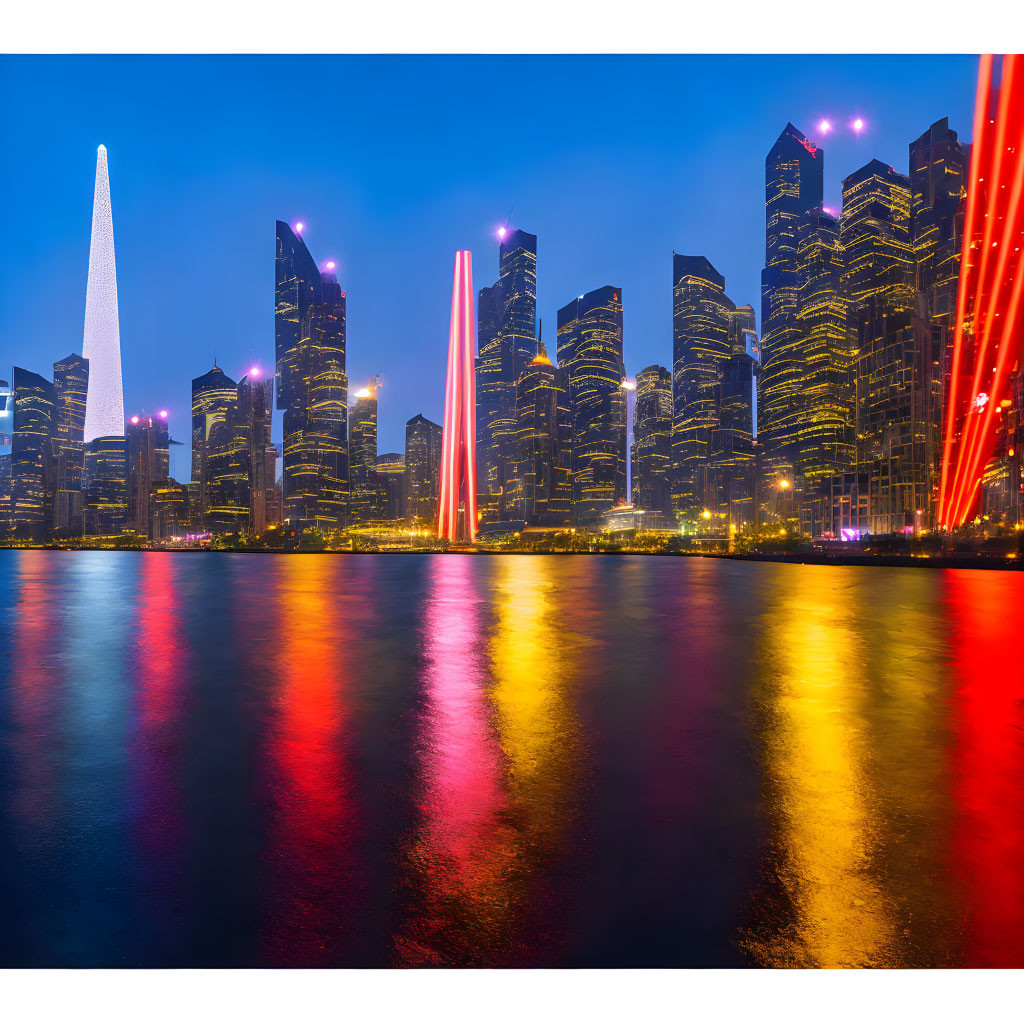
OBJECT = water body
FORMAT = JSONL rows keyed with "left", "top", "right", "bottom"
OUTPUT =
{"left": 0, "top": 550, "right": 1021, "bottom": 968}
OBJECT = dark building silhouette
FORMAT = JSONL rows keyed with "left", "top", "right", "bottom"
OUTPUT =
{"left": 377, "top": 452, "right": 406, "bottom": 521}
{"left": 11, "top": 366, "right": 56, "bottom": 541}
{"left": 557, "top": 285, "right": 627, "bottom": 524}
{"left": 508, "top": 339, "right": 573, "bottom": 526}
{"left": 405, "top": 413, "right": 442, "bottom": 526}
{"left": 632, "top": 365, "right": 674, "bottom": 526}
{"left": 52, "top": 353, "right": 89, "bottom": 537}
{"left": 126, "top": 413, "right": 169, "bottom": 535}
{"left": 475, "top": 229, "right": 537, "bottom": 524}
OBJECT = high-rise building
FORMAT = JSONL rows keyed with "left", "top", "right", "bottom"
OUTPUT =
{"left": 759, "top": 124, "right": 824, "bottom": 473}
{"left": 671, "top": 255, "right": 737, "bottom": 516}
{"left": 349, "top": 380, "right": 384, "bottom": 524}
{"left": 842, "top": 159, "right": 929, "bottom": 533}
{"left": 11, "top": 367, "right": 56, "bottom": 541}
{"left": 237, "top": 372, "right": 273, "bottom": 535}
{"left": 405, "top": 413, "right": 442, "bottom": 525}
{"left": 632, "top": 365, "right": 674, "bottom": 526}
{"left": 276, "top": 224, "right": 349, "bottom": 530}
{"left": 377, "top": 452, "right": 406, "bottom": 521}
{"left": 52, "top": 353, "right": 89, "bottom": 537}
{"left": 709, "top": 307, "right": 759, "bottom": 527}
{"left": 557, "top": 285, "right": 626, "bottom": 524}
{"left": 475, "top": 229, "right": 537, "bottom": 524}
{"left": 126, "top": 412, "right": 169, "bottom": 535}
{"left": 910, "top": 118, "right": 966, "bottom": 328}
{"left": 83, "top": 434, "right": 127, "bottom": 536}
{"left": 508, "top": 339, "right": 572, "bottom": 527}
{"left": 191, "top": 364, "right": 238, "bottom": 527}
{"left": 82, "top": 145, "right": 125, "bottom": 443}
{"left": 792, "top": 210, "right": 854, "bottom": 483}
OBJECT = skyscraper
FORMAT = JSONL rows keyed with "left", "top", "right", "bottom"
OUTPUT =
{"left": 671, "top": 255, "right": 736, "bottom": 517}
{"left": 632, "top": 365, "right": 674, "bottom": 526}
{"left": 82, "top": 145, "right": 124, "bottom": 443}
{"left": 83, "top": 434, "right": 127, "bottom": 536}
{"left": 405, "top": 413, "right": 442, "bottom": 525}
{"left": 126, "top": 412, "right": 169, "bottom": 535}
{"left": 11, "top": 367, "right": 56, "bottom": 541}
{"left": 475, "top": 229, "right": 537, "bottom": 525}
{"left": 508, "top": 339, "right": 573, "bottom": 527}
{"left": 557, "top": 285, "right": 626, "bottom": 524}
{"left": 842, "top": 159, "right": 925, "bottom": 532}
{"left": 376, "top": 452, "right": 406, "bottom": 521}
{"left": 191, "top": 363, "right": 238, "bottom": 526}
{"left": 349, "top": 380, "right": 383, "bottom": 524}
{"left": 759, "top": 124, "right": 824, "bottom": 474}
{"left": 438, "top": 250, "right": 477, "bottom": 542}
{"left": 238, "top": 372, "right": 273, "bottom": 535}
{"left": 52, "top": 352, "right": 89, "bottom": 536}
{"left": 276, "top": 223, "right": 349, "bottom": 529}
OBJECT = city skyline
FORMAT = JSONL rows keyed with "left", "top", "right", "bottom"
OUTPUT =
{"left": 0, "top": 54, "right": 978, "bottom": 461}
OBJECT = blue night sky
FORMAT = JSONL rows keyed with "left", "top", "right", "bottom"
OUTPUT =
{"left": 0, "top": 54, "right": 977, "bottom": 470}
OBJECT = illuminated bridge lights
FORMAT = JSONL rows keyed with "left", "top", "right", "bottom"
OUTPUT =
{"left": 437, "top": 250, "right": 478, "bottom": 542}
{"left": 938, "top": 54, "right": 1024, "bottom": 528}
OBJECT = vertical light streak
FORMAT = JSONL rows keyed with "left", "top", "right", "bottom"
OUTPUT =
{"left": 438, "top": 251, "right": 477, "bottom": 541}
{"left": 940, "top": 55, "right": 992, "bottom": 523}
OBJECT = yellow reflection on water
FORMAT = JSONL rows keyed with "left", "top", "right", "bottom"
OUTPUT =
{"left": 743, "top": 566, "right": 894, "bottom": 968}
{"left": 489, "top": 557, "right": 581, "bottom": 859}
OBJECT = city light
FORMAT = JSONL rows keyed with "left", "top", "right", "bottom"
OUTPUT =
{"left": 326, "top": 261, "right": 335, "bottom": 270}
{"left": 497, "top": 226, "right": 507, "bottom": 239}
{"left": 159, "top": 410, "right": 168, "bottom": 419}
{"left": 852, "top": 117, "right": 865, "bottom": 132}
{"left": 437, "top": 250, "right": 477, "bottom": 542}
{"left": 130, "top": 415, "right": 139, "bottom": 425}
{"left": 818, "top": 119, "right": 832, "bottom": 134}
{"left": 295, "top": 221, "right": 304, "bottom": 233}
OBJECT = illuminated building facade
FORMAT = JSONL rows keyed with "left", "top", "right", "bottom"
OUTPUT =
{"left": 556, "top": 285, "right": 626, "bottom": 524}
{"left": 349, "top": 381, "right": 384, "bottom": 524}
{"left": 276, "top": 222, "right": 349, "bottom": 529}
{"left": 475, "top": 229, "right": 537, "bottom": 524}
{"left": 843, "top": 160, "right": 933, "bottom": 533}
{"left": 508, "top": 340, "right": 572, "bottom": 526}
{"left": 377, "top": 452, "right": 406, "bottom": 521}
{"left": 671, "top": 255, "right": 737, "bottom": 516}
{"left": 126, "top": 413, "right": 169, "bottom": 535}
{"left": 708, "top": 306, "right": 759, "bottom": 527}
{"left": 939, "top": 54, "right": 1024, "bottom": 528}
{"left": 405, "top": 413, "right": 442, "bottom": 525}
{"left": 792, "top": 210, "right": 854, "bottom": 484}
{"left": 438, "top": 250, "right": 477, "bottom": 542}
{"left": 11, "top": 367, "right": 56, "bottom": 541}
{"left": 237, "top": 373, "right": 273, "bottom": 535}
{"left": 83, "top": 434, "right": 127, "bottom": 536}
{"left": 52, "top": 352, "right": 89, "bottom": 537}
{"left": 191, "top": 364, "right": 238, "bottom": 526}
{"left": 759, "top": 123, "right": 824, "bottom": 476}
{"left": 632, "top": 364, "right": 674, "bottom": 526}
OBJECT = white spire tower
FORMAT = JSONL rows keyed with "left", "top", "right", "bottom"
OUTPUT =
{"left": 82, "top": 144, "right": 125, "bottom": 441}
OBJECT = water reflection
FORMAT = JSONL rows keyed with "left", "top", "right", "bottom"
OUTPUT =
{"left": 948, "top": 571, "right": 1024, "bottom": 967}
{"left": 261, "top": 557, "right": 357, "bottom": 966}
{"left": 1, "top": 550, "right": 1023, "bottom": 968}
{"left": 396, "top": 556, "right": 514, "bottom": 966}
{"left": 743, "top": 567, "right": 896, "bottom": 967}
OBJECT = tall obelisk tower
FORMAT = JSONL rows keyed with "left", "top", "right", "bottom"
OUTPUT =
{"left": 82, "top": 144, "right": 125, "bottom": 441}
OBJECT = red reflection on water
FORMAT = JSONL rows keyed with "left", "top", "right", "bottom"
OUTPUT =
{"left": 949, "top": 569, "right": 1024, "bottom": 966}
{"left": 396, "top": 557, "right": 512, "bottom": 966}
{"left": 9, "top": 551, "right": 60, "bottom": 830}
{"left": 263, "top": 557, "right": 356, "bottom": 966}
{"left": 133, "top": 553, "right": 186, "bottom": 857}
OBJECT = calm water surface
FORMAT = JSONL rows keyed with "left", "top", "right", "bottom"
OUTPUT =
{"left": 0, "top": 550, "right": 1022, "bottom": 968}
